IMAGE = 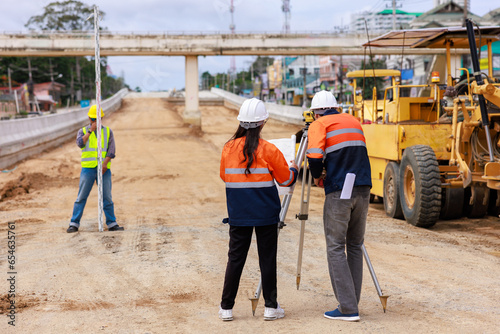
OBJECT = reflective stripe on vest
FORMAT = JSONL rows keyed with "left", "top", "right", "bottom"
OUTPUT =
{"left": 307, "top": 114, "right": 366, "bottom": 159}
{"left": 325, "top": 127, "right": 366, "bottom": 154}
{"left": 81, "top": 126, "right": 111, "bottom": 168}
{"left": 224, "top": 167, "right": 275, "bottom": 189}
{"left": 276, "top": 169, "right": 295, "bottom": 186}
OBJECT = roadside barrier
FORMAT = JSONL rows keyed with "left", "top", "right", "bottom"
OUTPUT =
{"left": 210, "top": 87, "right": 304, "bottom": 125}
{"left": 0, "top": 88, "right": 128, "bottom": 170}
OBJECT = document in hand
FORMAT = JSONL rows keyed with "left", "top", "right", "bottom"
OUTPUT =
{"left": 268, "top": 135, "right": 296, "bottom": 196}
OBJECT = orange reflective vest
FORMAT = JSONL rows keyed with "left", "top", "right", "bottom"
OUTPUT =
{"left": 221, "top": 137, "right": 297, "bottom": 226}
{"left": 307, "top": 111, "right": 371, "bottom": 193}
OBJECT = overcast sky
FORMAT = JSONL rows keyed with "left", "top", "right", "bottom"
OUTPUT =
{"left": 2, "top": 0, "right": 497, "bottom": 91}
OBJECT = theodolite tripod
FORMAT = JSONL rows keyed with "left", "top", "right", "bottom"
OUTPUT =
{"left": 250, "top": 110, "right": 388, "bottom": 315}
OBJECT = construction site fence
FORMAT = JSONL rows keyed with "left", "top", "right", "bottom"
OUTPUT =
{"left": 0, "top": 88, "right": 129, "bottom": 170}
{"left": 210, "top": 87, "right": 304, "bottom": 126}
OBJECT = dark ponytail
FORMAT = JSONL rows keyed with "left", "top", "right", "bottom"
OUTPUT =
{"left": 229, "top": 125, "right": 262, "bottom": 174}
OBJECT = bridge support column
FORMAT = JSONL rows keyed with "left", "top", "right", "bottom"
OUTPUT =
{"left": 184, "top": 55, "right": 201, "bottom": 127}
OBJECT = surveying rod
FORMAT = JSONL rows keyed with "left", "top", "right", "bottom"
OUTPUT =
{"left": 294, "top": 127, "right": 312, "bottom": 290}
{"left": 362, "top": 244, "right": 389, "bottom": 312}
{"left": 89, "top": 5, "right": 104, "bottom": 231}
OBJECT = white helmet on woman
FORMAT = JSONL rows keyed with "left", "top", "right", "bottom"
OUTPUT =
{"left": 310, "top": 90, "right": 339, "bottom": 115}
{"left": 237, "top": 98, "right": 269, "bottom": 129}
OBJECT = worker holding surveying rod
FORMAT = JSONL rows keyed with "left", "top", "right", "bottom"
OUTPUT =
{"left": 66, "top": 105, "right": 124, "bottom": 233}
{"left": 306, "top": 90, "right": 371, "bottom": 321}
{"left": 219, "top": 98, "right": 298, "bottom": 321}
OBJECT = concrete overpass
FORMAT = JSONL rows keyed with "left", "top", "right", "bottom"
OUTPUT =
{"left": 0, "top": 31, "right": 452, "bottom": 126}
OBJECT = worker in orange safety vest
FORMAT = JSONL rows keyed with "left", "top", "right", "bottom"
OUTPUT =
{"left": 306, "top": 90, "right": 371, "bottom": 322}
{"left": 219, "top": 98, "right": 298, "bottom": 321}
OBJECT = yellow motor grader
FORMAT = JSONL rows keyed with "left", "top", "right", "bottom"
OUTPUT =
{"left": 347, "top": 22, "right": 500, "bottom": 227}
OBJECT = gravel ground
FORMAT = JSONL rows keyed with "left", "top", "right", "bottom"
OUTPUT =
{"left": 0, "top": 97, "right": 498, "bottom": 333}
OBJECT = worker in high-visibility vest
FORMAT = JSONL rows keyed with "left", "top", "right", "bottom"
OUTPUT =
{"left": 67, "top": 105, "right": 124, "bottom": 233}
{"left": 306, "top": 90, "right": 371, "bottom": 322}
{"left": 219, "top": 98, "right": 298, "bottom": 321}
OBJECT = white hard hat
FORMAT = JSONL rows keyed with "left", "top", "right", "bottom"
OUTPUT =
{"left": 310, "top": 90, "right": 338, "bottom": 114}
{"left": 237, "top": 98, "right": 269, "bottom": 128}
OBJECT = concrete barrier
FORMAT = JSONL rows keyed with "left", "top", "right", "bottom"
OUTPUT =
{"left": 210, "top": 87, "right": 304, "bottom": 125}
{"left": 0, "top": 88, "right": 129, "bottom": 170}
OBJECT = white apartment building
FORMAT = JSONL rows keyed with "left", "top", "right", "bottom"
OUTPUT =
{"left": 350, "top": 9, "right": 421, "bottom": 35}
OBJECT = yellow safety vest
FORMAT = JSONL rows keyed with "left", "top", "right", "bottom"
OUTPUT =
{"left": 81, "top": 126, "right": 111, "bottom": 169}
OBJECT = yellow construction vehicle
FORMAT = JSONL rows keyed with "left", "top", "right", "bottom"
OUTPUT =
{"left": 347, "top": 23, "right": 500, "bottom": 227}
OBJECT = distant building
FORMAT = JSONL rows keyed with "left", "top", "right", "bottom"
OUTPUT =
{"left": 319, "top": 56, "right": 363, "bottom": 104}
{"left": 483, "top": 7, "right": 500, "bottom": 25}
{"left": 33, "top": 82, "right": 65, "bottom": 111}
{"left": 0, "top": 81, "right": 65, "bottom": 118}
{"left": 410, "top": 1, "right": 491, "bottom": 28}
{"left": 433, "top": 0, "right": 469, "bottom": 11}
{"left": 281, "top": 56, "right": 320, "bottom": 106}
{"left": 350, "top": 9, "right": 422, "bottom": 34}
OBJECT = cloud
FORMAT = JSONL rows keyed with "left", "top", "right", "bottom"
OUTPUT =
{"left": 3, "top": 0, "right": 496, "bottom": 92}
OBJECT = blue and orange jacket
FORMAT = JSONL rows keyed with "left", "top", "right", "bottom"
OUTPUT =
{"left": 306, "top": 109, "right": 371, "bottom": 195}
{"left": 221, "top": 137, "right": 298, "bottom": 226}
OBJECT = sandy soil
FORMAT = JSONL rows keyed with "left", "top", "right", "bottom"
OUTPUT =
{"left": 0, "top": 97, "right": 498, "bottom": 333}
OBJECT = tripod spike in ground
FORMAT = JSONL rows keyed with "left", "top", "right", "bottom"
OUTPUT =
{"left": 296, "top": 275, "right": 301, "bottom": 290}
{"left": 249, "top": 297, "right": 259, "bottom": 316}
{"left": 379, "top": 295, "right": 389, "bottom": 313}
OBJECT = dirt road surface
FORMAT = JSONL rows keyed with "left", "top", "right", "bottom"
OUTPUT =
{"left": 1, "top": 97, "right": 498, "bottom": 333}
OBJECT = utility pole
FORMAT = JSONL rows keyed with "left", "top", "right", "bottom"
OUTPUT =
{"left": 8, "top": 67, "right": 12, "bottom": 94}
{"left": 385, "top": 0, "right": 401, "bottom": 31}
{"left": 75, "top": 57, "right": 82, "bottom": 101}
{"left": 392, "top": 0, "right": 396, "bottom": 31}
{"left": 302, "top": 56, "right": 307, "bottom": 108}
{"left": 27, "top": 57, "right": 34, "bottom": 112}
{"left": 462, "top": 0, "right": 468, "bottom": 27}
{"left": 27, "top": 57, "right": 33, "bottom": 80}
{"left": 229, "top": 0, "right": 236, "bottom": 79}
{"left": 339, "top": 56, "right": 343, "bottom": 104}
{"left": 282, "top": 0, "right": 291, "bottom": 34}
{"left": 49, "top": 58, "right": 56, "bottom": 101}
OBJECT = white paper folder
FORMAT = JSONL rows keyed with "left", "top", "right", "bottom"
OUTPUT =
{"left": 340, "top": 173, "right": 356, "bottom": 199}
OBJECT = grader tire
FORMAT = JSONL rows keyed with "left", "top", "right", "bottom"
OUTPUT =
{"left": 440, "top": 186, "right": 464, "bottom": 220}
{"left": 399, "top": 145, "right": 442, "bottom": 228}
{"left": 383, "top": 162, "right": 404, "bottom": 219}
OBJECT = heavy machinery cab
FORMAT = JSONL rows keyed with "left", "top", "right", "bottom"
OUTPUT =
{"left": 347, "top": 69, "right": 443, "bottom": 125}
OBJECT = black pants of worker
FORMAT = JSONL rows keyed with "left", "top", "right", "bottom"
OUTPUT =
{"left": 221, "top": 223, "right": 278, "bottom": 310}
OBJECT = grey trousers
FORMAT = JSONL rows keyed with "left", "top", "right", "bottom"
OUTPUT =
{"left": 323, "top": 186, "right": 370, "bottom": 314}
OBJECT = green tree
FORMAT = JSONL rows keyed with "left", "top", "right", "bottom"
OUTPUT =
{"left": 356, "top": 59, "right": 387, "bottom": 100}
{"left": 200, "top": 71, "right": 213, "bottom": 90}
{"left": 251, "top": 56, "right": 274, "bottom": 77}
{"left": 1, "top": 1, "right": 126, "bottom": 107}
{"left": 25, "top": 0, "right": 104, "bottom": 31}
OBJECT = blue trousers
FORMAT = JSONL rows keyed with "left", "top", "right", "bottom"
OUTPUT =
{"left": 70, "top": 167, "right": 117, "bottom": 228}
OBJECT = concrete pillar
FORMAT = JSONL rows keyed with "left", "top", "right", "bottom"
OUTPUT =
{"left": 184, "top": 55, "right": 201, "bottom": 126}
